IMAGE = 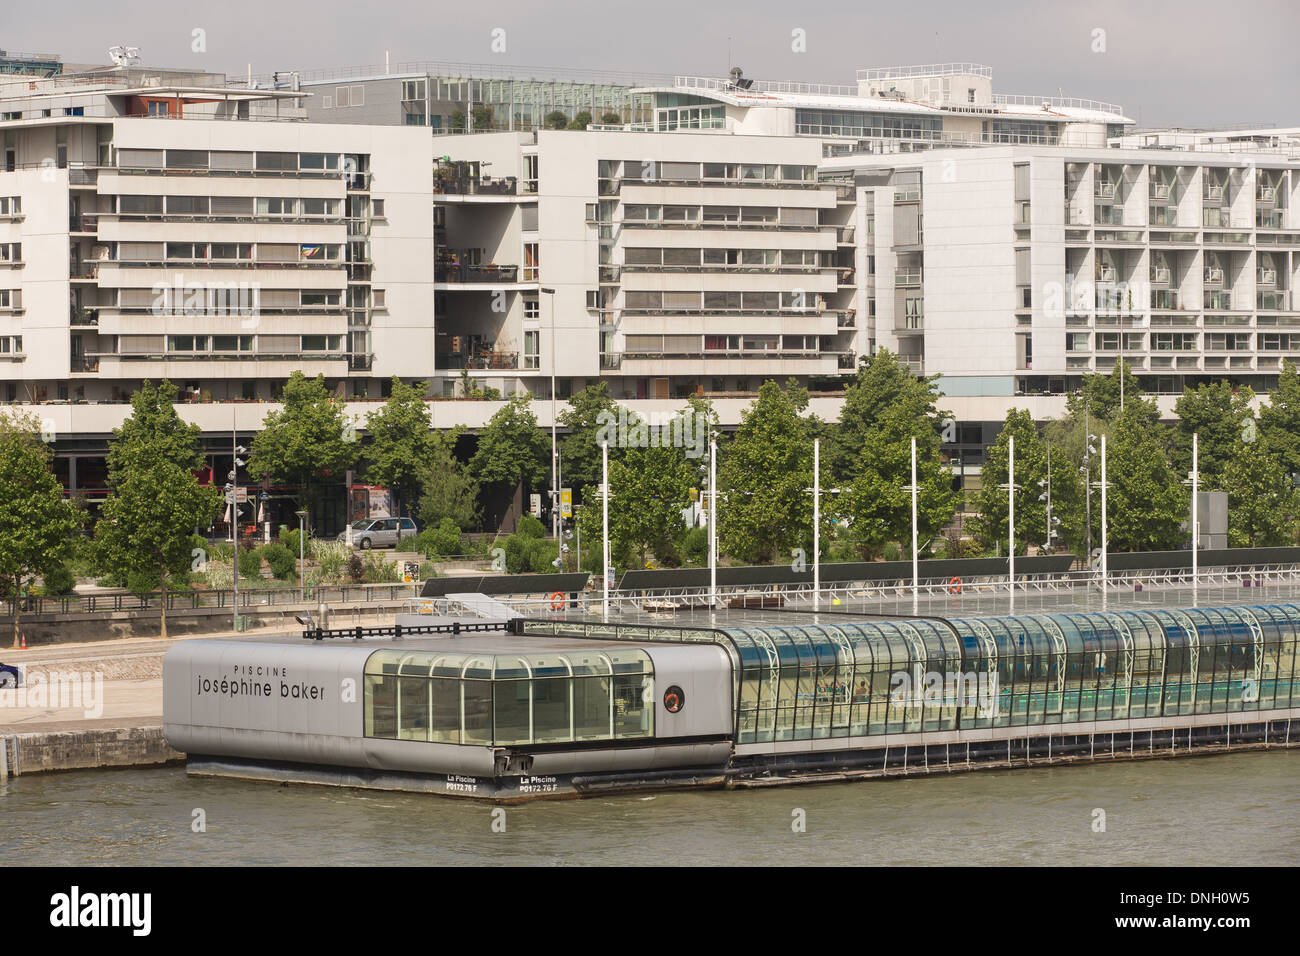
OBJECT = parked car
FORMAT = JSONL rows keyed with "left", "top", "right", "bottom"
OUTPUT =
{"left": 338, "top": 517, "right": 418, "bottom": 550}
{"left": 0, "top": 662, "right": 20, "bottom": 689}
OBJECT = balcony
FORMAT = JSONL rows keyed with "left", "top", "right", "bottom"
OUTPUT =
{"left": 1258, "top": 269, "right": 1278, "bottom": 287}
{"left": 1257, "top": 185, "right": 1277, "bottom": 204}
{"left": 1150, "top": 182, "right": 1171, "bottom": 201}
{"left": 70, "top": 214, "right": 98, "bottom": 233}
{"left": 1096, "top": 266, "right": 1117, "bottom": 283}
{"left": 1095, "top": 181, "right": 1117, "bottom": 199}
{"left": 598, "top": 264, "right": 620, "bottom": 283}
{"left": 836, "top": 226, "right": 855, "bottom": 244}
{"left": 1204, "top": 183, "right": 1225, "bottom": 202}
{"left": 70, "top": 307, "right": 98, "bottom": 327}
{"left": 1204, "top": 267, "right": 1224, "bottom": 285}
{"left": 1258, "top": 291, "right": 1291, "bottom": 312}
{"left": 347, "top": 353, "right": 373, "bottom": 371}
{"left": 434, "top": 174, "right": 518, "bottom": 197}
{"left": 1150, "top": 267, "right": 1171, "bottom": 285}
{"left": 895, "top": 271, "right": 922, "bottom": 287}
{"left": 435, "top": 264, "right": 520, "bottom": 284}
{"left": 70, "top": 356, "right": 100, "bottom": 373}
{"left": 837, "top": 267, "right": 857, "bottom": 286}
{"left": 436, "top": 348, "right": 520, "bottom": 371}
{"left": 835, "top": 309, "right": 857, "bottom": 329}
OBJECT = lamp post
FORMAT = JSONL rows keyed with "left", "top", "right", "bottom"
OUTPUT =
{"left": 541, "top": 286, "right": 558, "bottom": 539}
{"left": 1008, "top": 434, "right": 1015, "bottom": 601}
{"left": 295, "top": 509, "right": 307, "bottom": 595}
{"left": 1191, "top": 432, "right": 1199, "bottom": 595}
{"left": 709, "top": 436, "right": 717, "bottom": 609}
{"left": 601, "top": 440, "right": 609, "bottom": 618}
{"left": 1100, "top": 434, "right": 1109, "bottom": 594}
{"left": 909, "top": 436, "right": 919, "bottom": 611}
{"left": 813, "top": 437, "right": 820, "bottom": 610}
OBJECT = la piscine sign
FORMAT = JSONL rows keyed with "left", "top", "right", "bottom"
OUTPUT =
{"left": 194, "top": 663, "right": 327, "bottom": 702}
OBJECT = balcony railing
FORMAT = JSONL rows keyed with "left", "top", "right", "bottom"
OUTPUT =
{"left": 70, "top": 214, "right": 98, "bottom": 232}
{"left": 436, "top": 350, "right": 519, "bottom": 370}
{"left": 837, "top": 226, "right": 855, "bottom": 244}
{"left": 70, "top": 308, "right": 98, "bottom": 326}
{"left": 1150, "top": 267, "right": 1171, "bottom": 284}
{"left": 836, "top": 310, "right": 857, "bottom": 329}
{"left": 433, "top": 174, "right": 518, "bottom": 196}
{"left": 435, "top": 264, "right": 520, "bottom": 283}
{"left": 1204, "top": 183, "right": 1225, "bottom": 202}
{"left": 895, "top": 271, "right": 922, "bottom": 286}
{"left": 1149, "top": 182, "right": 1171, "bottom": 200}
{"left": 1258, "top": 269, "right": 1278, "bottom": 286}
{"left": 1095, "top": 182, "right": 1117, "bottom": 199}
{"left": 1257, "top": 185, "right": 1277, "bottom": 203}
{"left": 70, "top": 356, "right": 100, "bottom": 373}
{"left": 1204, "top": 268, "right": 1224, "bottom": 285}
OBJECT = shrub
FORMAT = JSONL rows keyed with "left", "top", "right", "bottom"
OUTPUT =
{"left": 681, "top": 526, "right": 708, "bottom": 565}
{"left": 203, "top": 562, "right": 233, "bottom": 590}
{"left": 516, "top": 514, "right": 546, "bottom": 539}
{"left": 362, "top": 552, "right": 399, "bottom": 583}
{"left": 41, "top": 564, "right": 77, "bottom": 596}
{"left": 346, "top": 553, "right": 365, "bottom": 583}
{"left": 311, "top": 540, "right": 350, "bottom": 584}
{"left": 418, "top": 561, "right": 439, "bottom": 580}
{"left": 238, "top": 547, "right": 264, "bottom": 581}
{"left": 261, "top": 542, "right": 297, "bottom": 580}
{"left": 882, "top": 543, "right": 902, "bottom": 563}
{"left": 279, "top": 528, "right": 308, "bottom": 561}
{"left": 411, "top": 518, "right": 462, "bottom": 558}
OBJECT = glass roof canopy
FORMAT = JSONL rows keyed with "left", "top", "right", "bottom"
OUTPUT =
{"left": 521, "top": 603, "right": 1300, "bottom": 743}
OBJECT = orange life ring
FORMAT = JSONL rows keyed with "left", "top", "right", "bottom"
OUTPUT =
{"left": 549, "top": 591, "right": 566, "bottom": 611}
{"left": 947, "top": 576, "right": 963, "bottom": 594}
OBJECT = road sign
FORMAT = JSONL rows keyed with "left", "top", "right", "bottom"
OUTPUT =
{"left": 224, "top": 487, "right": 248, "bottom": 504}
{"left": 529, "top": 493, "right": 542, "bottom": 518}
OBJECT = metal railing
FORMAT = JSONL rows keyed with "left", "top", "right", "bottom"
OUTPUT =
{"left": 859, "top": 63, "right": 993, "bottom": 81}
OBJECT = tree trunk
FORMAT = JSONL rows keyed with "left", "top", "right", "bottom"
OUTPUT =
{"left": 159, "top": 570, "right": 168, "bottom": 640}
{"left": 10, "top": 575, "right": 20, "bottom": 649}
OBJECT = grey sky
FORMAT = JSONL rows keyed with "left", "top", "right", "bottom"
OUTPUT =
{"left": 7, "top": 0, "right": 1298, "bottom": 127}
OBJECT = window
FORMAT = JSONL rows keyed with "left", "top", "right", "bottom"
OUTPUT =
{"left": 212, "top": 335, "right": 252, "bottom": 351}
{"left": 257, "top": 197, "right": 298, "bottom": 216}
{"left": 118, "top": 195, "right": 163, "bottom": 215}
{"left": 300, "top": 291, "right": 341, "bottom": 307}
{"left": 298, "top": 153, "right": 339, "bottom": 171}
{"left": 524, "top": 330, "right": 539, "bottom": 369}
{"left": 166, "top": 196, "right": 209, "bottom": 215}
{"left": 524, "top": 297, "right": 540, "bottom": 321}
{"left": 301, "top": 335, "right": 342, "bottom": 351}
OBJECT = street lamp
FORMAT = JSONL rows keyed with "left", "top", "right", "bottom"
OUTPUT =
{"left": 295, "top": 509, "right": 307, "bottom": 595}
{"left": 541, "top": 286, "right": 558, "bottom": 539}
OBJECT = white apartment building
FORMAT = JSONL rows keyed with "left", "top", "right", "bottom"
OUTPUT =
{"left": 4, "top": 53, "right": 1294, "bottom": 512}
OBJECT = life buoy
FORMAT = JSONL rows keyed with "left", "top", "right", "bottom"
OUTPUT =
{"left": 549, "top": 591, "right": 566, "bottom": 611}
{"left": 947, "top": 576, "right": 963, "bottom": 594}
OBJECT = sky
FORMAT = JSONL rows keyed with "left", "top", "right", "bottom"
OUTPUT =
{"left": 6, "top": 0, "right": 1298, "bottom": 128}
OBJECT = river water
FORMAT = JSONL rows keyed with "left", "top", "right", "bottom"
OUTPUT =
{"left": 3, "top": 750, "right": 1296, "bottom": 866}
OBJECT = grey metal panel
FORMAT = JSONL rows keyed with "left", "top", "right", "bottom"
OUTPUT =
{"left": 642, "top": 644, "right": 733, "bottom": 738}
{"left": 163, "top": 640, "right": 371, "bottom": 766}
{"left": 527, "top": 741, "right": 732, "bottom": 775}
{"left": 362, "top": 737, "right": 497, "bottom": 777}
{"left": 619, "top": 554, "right": 1079, "bottom": 590}
{"left": 420, "top": 573, "right": 589, "bottom": 597}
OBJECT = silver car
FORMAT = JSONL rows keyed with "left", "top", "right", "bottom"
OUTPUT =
{"left": 339, "top": 517, "right": 418, "bottom": 549}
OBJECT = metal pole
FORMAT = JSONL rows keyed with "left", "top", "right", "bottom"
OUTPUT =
{"left": 709, "top": 438, "right": 717, "bottom": 608}
{"left": 814, "top": 438, "right": 821, "bottom": 610}
{"left": 1008, "top": 434, "right": 1015, "bottom": 594}
{"left": 602, "top": 441, "right": 609, "bottom": 617}
{"left": 298, "top": 512, "right": 305, "bottom": 594}
{"left": 1046, "top": 442, "right": 1052, "bottom": 552}
{"left": 1101, "top": 434, "right": 1108, "bottom": 593}
{"left": 911, "top": 436, "right": 918, "bottom": 605}
{"left": 1192, "top": 431, "right": 1199, "bottom": 596}
{"left": 231, "top": 406, "right": 238, "bottom": 633}
{"left": 1085, "top": 408, "right": 1092, "bottom": 563}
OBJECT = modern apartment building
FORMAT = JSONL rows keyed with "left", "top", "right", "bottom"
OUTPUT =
{"left": 2, "top": 51, "right": 1295, "bottom": 513}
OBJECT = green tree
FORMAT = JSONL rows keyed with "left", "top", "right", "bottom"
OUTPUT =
{"left": 1105, "top": 404, "right": 1188, "bottom": 553}
{"left": 417, "top": 429, "right": 480, "bottom": 531}
{"left": 544, "top": 110, "right": 568, "bottom": 130}
{"left": 1172, "top": 380, "right": 1255, "bottom": 487}
{"left": 1066, "top": 358, "right": 1147, "bottom": 425}
{"left": 717, "top": 381, "right": 816, "bottom": 564}
{"left": 840, "top": 407, "right": 958, "bottom": 560}
{"left": 833, "top": 349, "right": 948, "bottom": 482}
{"left": 365, "top": 378, "right": 433, "bottom": 515}
{"left": 469, "top": 394, "right": 550, "bottom": 507}
{"left": 0, "top": 414, "right": 83, "bottom": 647}
{"left": 1260, "top": 360, "right": 1300, "bottom": 478}
{"left": 471, "top": 105, "right": 494, "bottom": 130}
{"left": 559, "top": 381, "right": 619, "bottom": 497}
{"left": 1223, "top": 438, "right": 1300, "bottom": 547}
{"left": 599, "top": 111, "right": 622, "bottom": 125}
{"left": 575, "top": 438, "right": 696, "bottom": 570}
{"left": 107, "top": 380, "right": 205, "bottom": 474}
{"left": 566, "top": 110, "right": 592, "bottom": 130}
{"left": 248, "top": 372, "right": 358, "bottom": 517}
{"left": 95, "top": 406, "right": 221, "bottom": 638}
{"left": 969, "top": 409, "right": 1051, "bottom": 556}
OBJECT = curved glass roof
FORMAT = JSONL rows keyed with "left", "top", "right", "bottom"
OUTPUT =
{"left": 366, "top": 646, "right": 652, "bottom": 681}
